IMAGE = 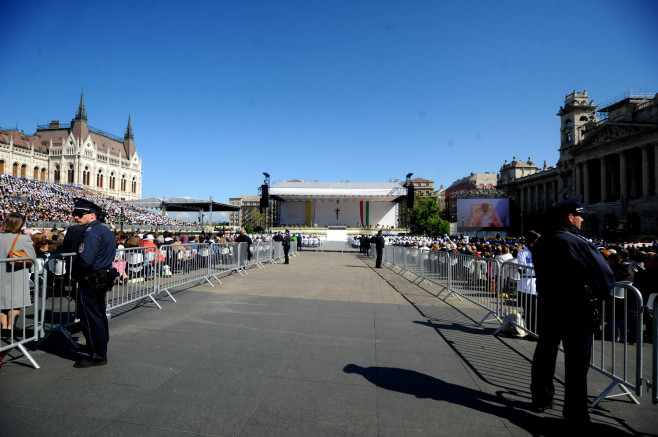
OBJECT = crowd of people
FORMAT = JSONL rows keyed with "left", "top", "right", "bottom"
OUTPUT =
{"left": 0, "top": 174, "right": 187, "bottom": 226}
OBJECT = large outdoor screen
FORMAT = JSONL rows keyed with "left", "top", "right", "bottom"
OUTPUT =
{"left": 456, "top": 198, "right": 510, "bottom": 229}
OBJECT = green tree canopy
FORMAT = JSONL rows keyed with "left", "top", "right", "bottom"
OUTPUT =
{"left": 410, "top": 197, "right": 450, "bottom": 236}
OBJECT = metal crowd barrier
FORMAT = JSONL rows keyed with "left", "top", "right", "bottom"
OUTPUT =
{"left": 1, "top": 240, "right": 287, "bottom": 370}
{"left": 377, "top": 246, "right": 653, "bottom": 406}
{"left": 650, "top": 293, "right": 658, "bottom": 405}
{"left": 0, "top": 256, "right": 42, "bottom": 368}
{"left": 590, "top": 282, "right": 644, "bottom": 405}
{"left": 38, "top": 252, "right": 79, "bottom": 347}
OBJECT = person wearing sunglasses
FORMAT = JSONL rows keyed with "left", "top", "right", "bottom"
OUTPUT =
{"left": 70, "top": 198, "right": 116, "bottom": 368}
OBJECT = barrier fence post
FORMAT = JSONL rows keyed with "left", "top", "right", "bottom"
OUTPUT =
{"left": 0, "top": 256, "right": 41, "bottom": 369}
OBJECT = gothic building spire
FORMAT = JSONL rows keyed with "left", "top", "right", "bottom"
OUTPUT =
{"left": 124, "top": 114, "right": 134, "bottom": 140}
{"left": 75, "top": 89, "right": 87, "bottom": 121}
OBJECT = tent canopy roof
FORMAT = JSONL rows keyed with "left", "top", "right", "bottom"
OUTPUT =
{"left": 270, "top": 181, "right": 406, "bottom": 201}
{"left": 126, "top": 197, "right": 239, "bottom": 212}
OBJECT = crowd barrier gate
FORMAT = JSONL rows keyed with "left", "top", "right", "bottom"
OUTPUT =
{"left": 0, "top": 256, "right": 42, "bottom": 368}
{"left": 373, "top": 246, "right": 652, "bottom": 406}
{"left": 1, "top": 241, "right": 286, "bottom": 369}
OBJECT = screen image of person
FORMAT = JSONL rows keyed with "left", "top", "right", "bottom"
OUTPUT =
{"left": 470, "top": 202, "right": 502, "bottom": 227}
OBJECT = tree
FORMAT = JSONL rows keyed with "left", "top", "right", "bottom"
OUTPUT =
{"left": 410, "top": 197, "right": 450, "bottom": 236}
{"left": 245, "top": 222, "right": 254, "bottom": 234}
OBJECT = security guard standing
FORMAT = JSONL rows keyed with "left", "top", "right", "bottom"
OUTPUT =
{"left": 373, "top": 230, "right": 385, "bottom": 268}
{"left": 70, "top": 199, "right": 117, "bottom": 368}
{"left": 529, "top": 196, "right": 614, "bottom": 424}
{"left": 283, "top": 230, "right": 291, "bottom": 264}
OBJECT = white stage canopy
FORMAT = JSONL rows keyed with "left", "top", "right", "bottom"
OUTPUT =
{"left": 270, "top": 181, "right": 406, "bottom": 228}
{"left": 270, "top": 181, "right": 406, "bottom": 201}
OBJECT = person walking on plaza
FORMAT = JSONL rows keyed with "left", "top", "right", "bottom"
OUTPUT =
{"left": 529, "top": 196, "right": 614, "bottom": 424}
{"left": 283, "top": 230, "right": 291, "bottom": 264}
{"left": 70, "top": 199, "right": 117, "bottom": 368}
{"left": 373, "top": 230, "right": 385, "bottom": 268}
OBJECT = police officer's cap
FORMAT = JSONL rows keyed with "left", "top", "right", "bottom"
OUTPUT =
{"left": 73, "top": 198, "right": 101, "bottom": 215}
{"left": 548, "top": 195, "right": 586, "bottom": 219}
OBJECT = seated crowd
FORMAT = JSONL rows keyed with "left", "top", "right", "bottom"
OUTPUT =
{"left": 0, "top": 174, "right": 187, "bottom": 226}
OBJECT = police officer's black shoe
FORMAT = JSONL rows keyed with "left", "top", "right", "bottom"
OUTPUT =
{"left": 527, "top": 400, "right": 554, "bottom": 413}
{"left": 74, "top": 358, "right": 107, "bottom": 368}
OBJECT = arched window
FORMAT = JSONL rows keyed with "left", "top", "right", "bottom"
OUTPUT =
{"left": 20, "top": 164, "right": 27, "bottom": 178}
{"left": 109, "top": 172, "right": 116, "bottom": 190}
{"left": 12, "top": 162, "right": 18, "bottom": 176}
{"left": 34, "top": 166, "right": 39, "bottom": 180}
{"left": 0, "top": 159, "right": 5, "bottom": 174}
{"left": 83, "top": 166, "right": 91, "bottom": 186}
{"left": 121, "top": 175, "right": 127, "bottom": 192}
{"left": 97, "top": 169, "right": 104, "bottom": 188}
{"left": 131, "top": 177, "right": 137, "bottom": 194}
{"left": 54, "top": 165, "right": 61, "bottom": 183}
{"left": 67, "top": 164, "right": 75, "bottom": 183}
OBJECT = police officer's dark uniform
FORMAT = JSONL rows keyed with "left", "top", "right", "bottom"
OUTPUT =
{"left": 530, "top": 196, "right": 614, "bottom": 423}
{"left": 373, "top": 231, "right": 385, "bottom": 268}
{"left": 70, "top": 199, "right": 117, "bottom": 368}
{"left": 235, "top": 229, "right": 253, "bottom": 261}
{"left": 283, "top": 230, "right": 291, "bottom": 264}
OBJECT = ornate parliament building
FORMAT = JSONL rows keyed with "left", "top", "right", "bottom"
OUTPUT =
{"left": 0, "top": 92, "right": 143, "bottom": 200}
{"left": 499, "top": 90, "right": 658, "bottom": 237}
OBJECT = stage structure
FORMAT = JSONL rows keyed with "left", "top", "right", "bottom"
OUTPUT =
{"left": 269, "top": 181, "right": 407, "bottom": 228}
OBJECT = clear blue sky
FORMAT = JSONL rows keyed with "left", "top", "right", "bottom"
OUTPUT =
{"left": 1, "top": 0, "right": 656, "bottom": 219}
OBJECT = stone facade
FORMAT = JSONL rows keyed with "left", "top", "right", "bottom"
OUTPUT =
{"left": 499, "top": 90, "right": 658, "bottom": 237}
{"left": 444, "top": 172, "right": 500, "bottom": 222}
{"left": 0, "top": 92, "right": 142, "bottom": 200}
{"left": 229, "top": 195, "right": 278, "bottom": 229}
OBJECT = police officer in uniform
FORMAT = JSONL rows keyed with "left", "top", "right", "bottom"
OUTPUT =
{"left": 71, "top": 199, "right": 116, "bottom": 368}
{"left": 529, "top": 196, "right": 614, "bottom": 424}
{"left": 283, "top": 230, "right": 291, "bottom": 264}
{"left": 373, "top": 230, "right": 385, "bottom": 268}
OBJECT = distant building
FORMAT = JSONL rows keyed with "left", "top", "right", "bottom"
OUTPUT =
{"left": 229, "top": 194, "right": 277, "bottom": 229}
{"left": 444, "top": 172, "right": 500, "bottom": 222}
{"left": 0, "top": 92, "right": 142, "bottom": 200}
{"left": 498, "top": 90, "right": 658, "bottom": 237}
{"left": 406, "top": 177, "right": 435, "bottom": 198}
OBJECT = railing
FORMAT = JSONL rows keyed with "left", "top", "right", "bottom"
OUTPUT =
{"left": 1, "top": 242, "right": 286, "bottom": 369}
{"left": 25, "top": 221, "right": 203, "bottom": 233}
{"left": 375, "top": 245, "right": 653, "bottom": 406}
{"left": 0, "top": 255, "right": 42, "bottom": 368}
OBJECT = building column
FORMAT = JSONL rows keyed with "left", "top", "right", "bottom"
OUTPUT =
{"left": 619, "top": 151, "right": 628, "bottom": 200}
{"left": 575, "top": 163, "right": 582, "bottom": 196}
{"left": 600, "top": 156, "right": 608, "bottom": 202}
{"left": 654, "top": 143, "right": 658, "bottom": 196}
{"left": 583, "top": 162, "right": 590, "bottom": 204}
{"left": 642, "top": 145, "right": 651, "bottom": 196}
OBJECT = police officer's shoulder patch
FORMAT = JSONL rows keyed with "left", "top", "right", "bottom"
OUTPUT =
{"left": 79, "top": 243, "right": 84, "bottom": 253}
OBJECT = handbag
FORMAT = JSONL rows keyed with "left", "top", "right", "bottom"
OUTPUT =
{"left": 8, "top": 234, "right": 33, "bottom": 268}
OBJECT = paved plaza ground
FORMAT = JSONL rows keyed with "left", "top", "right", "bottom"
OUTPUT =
{"left": 1, "top": 251, "right": 656, "bottom": 436}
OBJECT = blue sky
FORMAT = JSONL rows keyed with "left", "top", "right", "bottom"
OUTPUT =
{"left": 1, "top": 0, "right": 656, "bottom": 222}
